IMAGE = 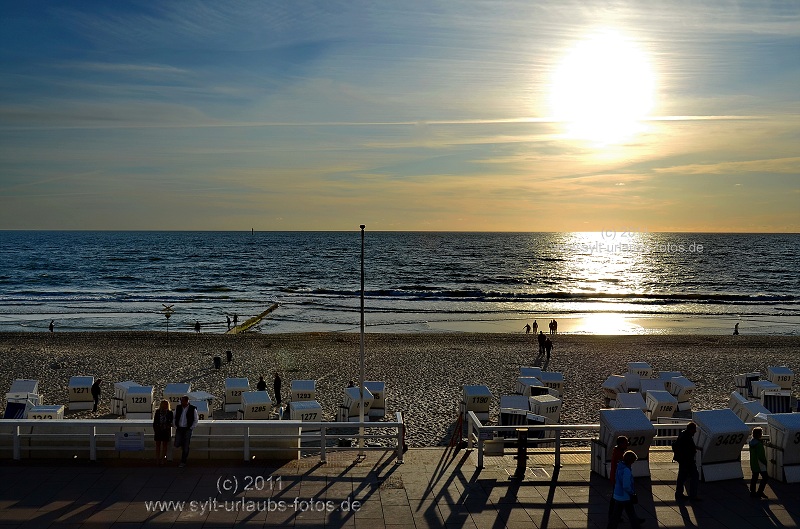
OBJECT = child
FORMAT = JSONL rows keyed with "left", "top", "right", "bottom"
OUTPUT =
{"left": 748, "top": 427, "right": 768, "bottom": 498}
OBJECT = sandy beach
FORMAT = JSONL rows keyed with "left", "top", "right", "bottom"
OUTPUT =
{"left": 1, "top": 332, "right": 798, "bottom": 447}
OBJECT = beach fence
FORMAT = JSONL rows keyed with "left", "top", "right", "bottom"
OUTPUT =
{"left": 0, "top": 413, "right": 406, "bottom": 464}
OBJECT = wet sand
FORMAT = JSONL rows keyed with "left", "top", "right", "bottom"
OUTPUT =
{"left": 1, "top": 332, "right": 797, "bottom": 447}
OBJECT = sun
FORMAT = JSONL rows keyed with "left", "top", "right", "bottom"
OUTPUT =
{"left": 550, "top": 30, "right": 656, "bottom": 144}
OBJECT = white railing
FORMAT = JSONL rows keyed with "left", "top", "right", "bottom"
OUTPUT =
{"left": 0, "top": 412, "right": 405, "bottom": 463}
{"left": 465, "top": 411, "right": 600, "bottom": 469}
{"left": 464, "top": 412, "right": 768, "bottom": 469}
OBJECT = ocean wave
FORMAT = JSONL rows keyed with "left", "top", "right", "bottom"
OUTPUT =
{"left": 276, "top": 299, "right": 788, "bottom": 318}
{"left": 299, "top": 288, "right": 796, "bottom": 304}
{"left": 102, "top": 275, "right": 138, "bottom": 282}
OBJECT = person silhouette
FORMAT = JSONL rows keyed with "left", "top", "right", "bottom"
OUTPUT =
{"left": 537, "top": 331, "right": 546, "bottom": 355}
{"left": 273, "top": 372, "right": 282, "bottom": 406}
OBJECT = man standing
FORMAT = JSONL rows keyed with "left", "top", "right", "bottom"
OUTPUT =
{"left": 174, "top": 395, "right": 198, "bottom": 468}
{"left": 91, "top": 379, "right": 102, "bottom": 412}
{"left": 673, "top": 422, "right": 701, "bottom": 501}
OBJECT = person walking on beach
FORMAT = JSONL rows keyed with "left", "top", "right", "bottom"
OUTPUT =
{"left": 608, "top": 451, "right": 643, "bottom": 529}
{"left": 523, "top": 323, "right": 531, "bottom": 334}
{"left": 673, "top": 421, "right": 701, "bottom": 501}
{"left": 749, "top": 427, "right": 769, "bottom": 498}
{"left": 233, "top": 314, "right": 238, "bottom": 327}
{"left": 152, "top": 400, "right": 173, "bottom": 466}
{"left": 194, "top": 320, "right": 200, "bottom": 333}
{"left": 734, "top": 322, "right": 740, "bottom": 335}
{"left": 532, "top": 320, "right": 538, "bottom": 335}
{"left": 273, "top": 372, "right": 282, "bottom": 406}
{"left": 173, "top": 395, "right": 198, "bottom": 468}
{"left": 545, "top": 337, "right": 553, "bottom": 362}
{"left": 91, "top": 379, "right": 102, "bottom": 412}
{"left": 537, "top": 331, "right": 546, "bottom": 355}
{"left": 49, "top": 320, "right": 54, "bottom": 332}
{"left": 226, "top": 315, "right": 231, "bottom": 330}
{"left": 256, "top": 376, "right": 267, "bottom": 392}
{"left": 553, "top": 319, "right": 558, "bottom": 334}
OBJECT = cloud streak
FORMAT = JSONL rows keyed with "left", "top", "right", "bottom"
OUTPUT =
{"left": 0, "top": 1, "right": 799, "bottom": 231}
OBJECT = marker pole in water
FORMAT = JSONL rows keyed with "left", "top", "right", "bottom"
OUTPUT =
{"left": 359, "top": 224, "right": 365, "bottom": 453}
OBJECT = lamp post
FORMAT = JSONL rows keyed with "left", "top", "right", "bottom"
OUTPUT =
{"left": 359, "top": 225, "right": 365, "bottom": 452}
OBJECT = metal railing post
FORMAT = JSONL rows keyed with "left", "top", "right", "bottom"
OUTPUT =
{"left": 396, "top": 412, "right": 404, "bottom": 463}
{"left": 244, "top": 426, "right": 250, "bottom": 461}
{"left": 555, "top": 426, "right": 562, "bottom": 469}
{"left": 89, "top": 425, "right": 96, "bottom": 461}
{"left": 467, "top": 413, "right": 474, "bottom": 449}
{"left": 320, "top": 426, "right": 327, "bottom": 463}
{"left": 13, "top": 425, "right": 20, "bottom": 460}
{"left": 477, "top": 431, "right": 484, "bottom": 470}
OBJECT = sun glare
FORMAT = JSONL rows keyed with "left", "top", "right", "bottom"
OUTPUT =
{"left": 550, "top": 30, "right": 656, "bottom": 144}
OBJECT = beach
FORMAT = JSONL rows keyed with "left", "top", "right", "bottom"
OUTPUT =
{"left": 1, "top": 332, "right": 798, "bottom": 447}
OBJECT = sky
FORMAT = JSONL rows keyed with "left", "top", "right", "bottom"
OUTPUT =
{"left": 1, "top": 1, "right": 798, "bottom": 232}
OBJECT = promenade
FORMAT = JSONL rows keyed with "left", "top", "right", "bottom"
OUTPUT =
{"left": 1, "top": 448, "right": 797, "bottom": 528}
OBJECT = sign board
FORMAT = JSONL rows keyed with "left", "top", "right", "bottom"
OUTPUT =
{"left": 115, "top": 432, "right": 145, "bottom": 452}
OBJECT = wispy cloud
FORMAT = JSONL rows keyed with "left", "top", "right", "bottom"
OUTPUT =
{"left": 655, "top": 157, "right": 800, "bottom": 175}
{"left": 1, "top": 1, "right": 799, "bottom": 230}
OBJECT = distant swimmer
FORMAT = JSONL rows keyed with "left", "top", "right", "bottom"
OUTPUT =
{"left": 49, "top": 320, "right": 54, "bottom": 332}
{"left": 734, "top": 322, "right": 739, "bottom": 335}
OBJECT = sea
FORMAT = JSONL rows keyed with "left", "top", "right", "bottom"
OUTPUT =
{"left": 0, "top": 231, "right": 798, "bottom": 335}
